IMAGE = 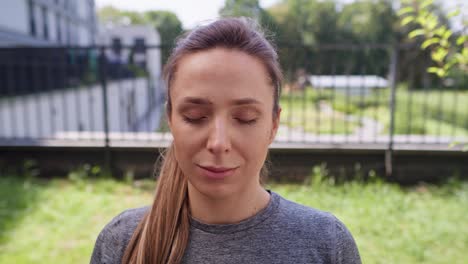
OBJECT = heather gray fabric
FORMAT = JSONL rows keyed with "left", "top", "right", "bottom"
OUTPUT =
{"left": 90, "top": 191, "right": 361, "bottom": 264}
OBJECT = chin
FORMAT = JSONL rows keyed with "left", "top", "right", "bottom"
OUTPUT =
{"left": 188, "top": 179, "right": 240, "bottom": 200}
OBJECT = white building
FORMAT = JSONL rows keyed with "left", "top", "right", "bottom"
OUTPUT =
{"left": 98, "top": 25, "right": 162, "bottom": 79}
{"left": 0, "top": 0, "right": 97, "bottom": 46}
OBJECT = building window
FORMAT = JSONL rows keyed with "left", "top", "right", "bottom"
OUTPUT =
{"left": 28, "top": 0, "right": 36, "bottom": 36}
{"left": 42, "top": 6, "right": 49, "bottom": 40}
{"left": 112, "top": 37, "right": 122, "bottom": 55}
{"left": 56, "top": 13, "right": 61, "bottom": 43}
{"left": 133, "top": 38, "right": 146, "bottom": 53}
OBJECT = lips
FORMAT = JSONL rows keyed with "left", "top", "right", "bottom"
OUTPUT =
{"left": 197, "top": 165, "right": 238, "bottom": 180}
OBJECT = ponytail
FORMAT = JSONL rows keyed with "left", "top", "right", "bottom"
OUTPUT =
{"left": 122, "top": 145, "right": 190, "bottom": 264}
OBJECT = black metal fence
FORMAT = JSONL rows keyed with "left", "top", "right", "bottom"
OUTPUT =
{"left": 0, "top": 44, "right": 467, "bottom": 149}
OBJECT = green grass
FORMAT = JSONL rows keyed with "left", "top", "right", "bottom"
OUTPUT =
{"left": 279, "top": 86, "right": 468, "bottom": 137}
{"left": 1, "top": 175, "right": 467, "bottom": 264}
{"left": 280, "top": 89, "right": 359, "bottom": 134}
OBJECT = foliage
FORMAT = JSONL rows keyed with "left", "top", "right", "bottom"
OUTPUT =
{"left": 97, "top": 6, "right": 183, "bottom": 65}
{"left": 143, "top": 10, "right": 184, "bottom": 64}
{"left": 98, "top": 6, "right": 145, "bottom": 25}
{"left": 398, "top": 0, "right": 468, "bottom": 79}
{"left": 338, "top": 0, "right": 397, "bottom": 44}
{"left": 219, "top": 0, "right": 263, "bottom": 20}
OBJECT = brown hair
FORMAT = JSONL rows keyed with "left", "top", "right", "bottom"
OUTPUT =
{"left": 122, "top": 17, "right": 283, "bottom": 264}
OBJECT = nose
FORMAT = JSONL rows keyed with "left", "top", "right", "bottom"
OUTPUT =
{"left": 206, "top": 117, "right": 231, "bottom": 154}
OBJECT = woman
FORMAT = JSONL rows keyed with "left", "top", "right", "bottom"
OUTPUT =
{"left": 91, "top": 17, "right": 361, "bottom": 264}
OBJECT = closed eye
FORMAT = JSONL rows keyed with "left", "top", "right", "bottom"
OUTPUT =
{"left": 236, "top": 118, "right": 257, "bottom": 125}
{"left": 183, "top": 116, "right": 206, "bottom": 124}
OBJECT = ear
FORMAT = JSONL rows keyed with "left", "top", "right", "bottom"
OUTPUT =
{"left": 269, "top": 107, "right": 281, "bottom": 144}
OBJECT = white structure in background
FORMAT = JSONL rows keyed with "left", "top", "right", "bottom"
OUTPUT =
{"left": 0, "top": 0, "right": 97, "bottom": 46}
{"left": 98, "top": 25, "right": 162, "bottom": 80}
{"left": 309, "top": 75, "right": 388, "bottom": 95}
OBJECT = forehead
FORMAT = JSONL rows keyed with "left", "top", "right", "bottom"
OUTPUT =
{"left": 170, "top": 48, "right": 273, "bottom": 106}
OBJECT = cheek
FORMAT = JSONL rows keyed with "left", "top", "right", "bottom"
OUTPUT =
{"left": 234, "top": 124, "right": 272, "bottom": 164}
{"left": 171, "top": 121, "right": 201, "bottom": 162}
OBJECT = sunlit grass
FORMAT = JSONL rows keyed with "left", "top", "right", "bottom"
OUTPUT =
{"left": 279, "top": 86, "right": 468, "bottom": 137}
{"left": 0, "top": 175, "right": 467, "bottom": 264}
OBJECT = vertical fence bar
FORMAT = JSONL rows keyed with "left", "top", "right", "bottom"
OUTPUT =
{"left": 60, "top": 48, "right": 69, "bottom": 135}
{"left": 46, "top": 50, "right": 55, "bottom": 138}
{"left": 406, "top": 67, "right": 414, "bottom": 143}
{"left": 450, "top": 84, "right": 459, "bottom": 140}
{"left": 72, "top": 48, "right": 82, "bottom": 134}
{"left": 359, "top": 51, "right": 366, "bottom": 144}
{"left": 330, "top": 51, "right": 336, "bottom": 141}
{"left": 89, "top": 48, "right": 97, "bottom": 133}
{"left": 436, "top": 81, "right": 444, "bottom": 143}
{"left": 32, "top": 53, "right": 42, "bottom": 139}
{"left": 422, "top": 56, "right": 430, "bottom": 144}
{"left": 7, "top": 51, "right": 17, "bottom": 138}
{"left": 345, "top": 60, "right": 351, "bottom": 143}
{"left": 386, "top": 45, "right": 398, "bottom": 177}
{"left": 99, "top": 47, "right": 112, "bottom": 173}
{"left": 21, "top": 53, "right": 30, "bottom": 139}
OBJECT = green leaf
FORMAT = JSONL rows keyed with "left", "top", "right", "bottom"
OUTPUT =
{"left": 409, "top": 29, "right": 425, "bottom": 39}
{"left": 440, "top": 39, "right": 449, "bottom": 48}
{"left": 426, "top": 15, "right": 439, "bottom": 31}
{"left": 421, "top": 0, "right": 434, "bottom": 10}
{"left": 436, "top": 68, "right": 446, "bottom": 77}
{"left": 428, "top": 67, "right": 439, "bottom": 73}
{"left": 422, "top": 38, "right": 440, "bottom": 49}
{"left": 401, "top": 16, "right": 414, "bottom": 26}
{"left": 398, "top": 7, "right": 414, "bottom": 16}
{"left": 447, "top": 9, "right": 460, "bottom": 18}
{"left": 457, "top": 35, "right": 466, "bottom": 46}
{"left": 443, "top": 30, "right": 452, "bottom": 40}
{"left": 445, "top": 59, "right": 457, "bottom": 70}
{"left": 435, "top": 26, "right": 447, "bottom": 37}
{"left": 431, "top": 47, "right": 448, "bottom": 63}
{"left": 417, "top": 12, "right": 428, "bottom": 25}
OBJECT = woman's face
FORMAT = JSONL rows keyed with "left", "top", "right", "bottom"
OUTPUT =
{"left": 168, "top": 48, "right": 280, "bottom": 199}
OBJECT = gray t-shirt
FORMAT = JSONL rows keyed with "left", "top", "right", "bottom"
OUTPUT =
{"left": 90, "top": 191, "right": 361, "bottom": 264}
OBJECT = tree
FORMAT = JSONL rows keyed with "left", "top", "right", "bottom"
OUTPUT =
{"left": 220, "top": 0, "right": 263, "bottom": 20}
{"left": 98, "top": 5, "right": 145, "bottom": 25}
{"left": 267, "top": 0, "right": 341, "bottom": 81}
{"left": 143, "top": 11, "right": 184, "bottom": 64}
{"left": 97, "top": 7, "right": 184, "bottom": 65}
{"left": 338, "top": 0, "right": 397, "bottom": 44}
{"left": 398, "top": 0, "right": 467, "bottom": 80}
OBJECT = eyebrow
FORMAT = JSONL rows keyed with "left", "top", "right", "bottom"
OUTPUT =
{"left": 181, "top": 97, "right": 262, "bottom": 105}
{"left": 182, "top": 97, "right": 212, "bottom": 105}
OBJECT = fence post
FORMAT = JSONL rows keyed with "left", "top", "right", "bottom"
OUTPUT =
{"left": 98, "top": 47, "right": 112, "bottom": 175}
{"left": 386, "top": 45, "right": 399, "bottom": 177}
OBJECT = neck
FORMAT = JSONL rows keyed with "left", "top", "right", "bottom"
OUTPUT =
{"left": 188, "top": 183, "right": 270, "bottom": 225}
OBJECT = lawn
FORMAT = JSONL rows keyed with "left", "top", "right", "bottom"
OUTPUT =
{"left": 0, "top": 174, "right": 467, "bottom": 264}
{"left": 279, "top": 86, "right": 468, "bottom": 137}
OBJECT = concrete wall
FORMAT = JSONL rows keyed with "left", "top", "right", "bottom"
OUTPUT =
{"left": 1, "top": 146, "right": 466, "bottom": 184}
{"left": 0, "top": 1, "right": 29, "bottom": 35}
